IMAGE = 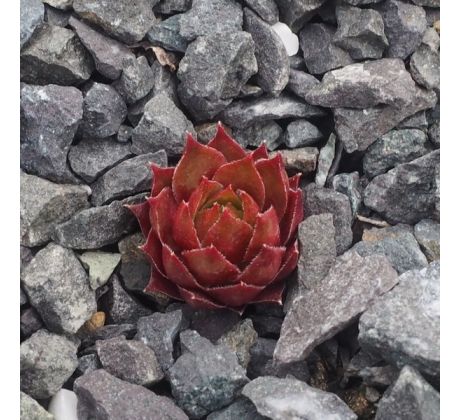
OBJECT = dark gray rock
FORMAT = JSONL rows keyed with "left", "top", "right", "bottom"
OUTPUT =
{"left": 238, "top": 84, "right": 264, "bottom": 99}
{"left": 147, "top": 15, "right": 188, "bottom": 53}
{"left": 332, "top": 172, "right": 362, "bottom": 218}
{"left": 68, "top": 138, "right": 132, "bottom": 184}
{"left": 168, "top": 330, "right": 249, "bottom": 418}
{"left": 20, "top": 172, "right": 90, "bottom": 247}
{"left": 233, "top": 121, "right": 283, "bottom": 151}
{"left": 274, "top": 0, "right": 328, "bottom": 32}
{"left": 334, "top": 5, "right": 388, "bottom": 59}
{"left": 21, "top": 243, "right": 96, "bottom": 334}
{"left": 428, "top": 120, "right": 440, "bottom": 147}
{"left": 79, "top": 323, "right": 137, "bottom": 349}
{"left": 344, "top": 0, "right": 384, "bottom": 4}
{"left": 113, "top": 56, "right": 155, "bottom": 105}
{"left": 276, "top": 148, "right": 319, "bottom": 174}
{"left": 376, "top": 0, "right": 427, "bottom": 59}
{"left": 397, "top": 110, "right": 428, "bottom": 130}
{"left": 359, "top": 261, "right": 440, "bottom": 378}
{"left": 315, "top": 133, "right": 336, "bottom": 187}
{"left": 135, "top": 310, "right": 187, "bottom": 371}
{"left": 81, "top": 83, "right": 127, "bottom": 138}
{"left": 68, "top": 16, "right": 135, "bottom": 80}
{"left": 74, "top": 370, "right": 188, "bottom": 420}
{"left": 286, "top": 69, "right": 319, "bottom": 101}
{"left": 44, "top": 4, "right": 72, "bottom": 26}
{"left": 283, "top": 119, "right": 322, "bottom": 148}
{"left": 20, "top": 84, "right": 83, "bottom": 184}
{"left": 275, "top": 251, "right": 398, "bottom": 364}
{"left": 20, "top": 0, "right": 44, "bottom": 48}
{"left": 117, "top": 125, "right": 132, "bottom": 143}
{"left": 21, "top": 329, "right": 78, "bottom": 399}
{"left": 244, "top": 0, "right": 279, "bottom": 24}
{"left": 20, "top": 246, "right": 34, "bottom": 276}
{"left": 154, "top": 0, "right": 192, "bottom": 13}
{"left": 299, "top": 23, "right": 353, "bottom": 75}
{"left": 186, "top": 308, "right": 240, "bottom": 342}
{"left": 20, "top": 307, "right": 44, "bottom": 339}
{"left": 412, "top": 0, "right": 439, "bottom": 5}
{"left": 359, "top": 366, "right": 399, "bottom": 388}
{"left": 179, "top": 0, "right": 243, "bottom": 41}
{"left": 21, "top": 24, "right": 93, "bottom": 86}
{"left": 96, "top": 336, "right": 163, "bottom": 386}
{"left": 20, "top": 391, "right": 54, "bottom": 420}
{"left": 21, "top": 287, "right": 28, "bottom": 306}
{"left": 242, "top": 376, "right": 357, "bottom": 420}
{"left": 132, "top": 92, "right": 195, "bottom": 155}
{"left": 207, "top": 398, "right": 264, "bottom": 420}
{"left": 244, "top": 8, "right": 289, "bottom": 96}
{"left": 250, "top": 314, "right": 283, "bottom": 337}
{"left": 73, "top": 0, "right": 155, "bottom": 44}
{"left": 414, "top": 219, "right": 440, "bottom": 262}
{"left": 90, "top": 151, "right": 167, "bottom": 206}
{"left": 303, "top": 184, "right": 353, "bottom": 255}
{"left": 410, "top": 42, "right": 440, "bottom": 91}
{"left": 221, "top": 94, "right": 325, "bottom": 129}
{"left": 76, "top": 354, "right": 101, "bottom": 376}
{"left": 364, "top": 150, "right": 439, "bottom": 224}
{"left": 375, "top": 365, "right": 440, "bottom": 420}
{"left": 52, "top": 195, "right": 143, "bottom": 249}
{"left": 289, "top": 55, "right": 306, "bottom": 70}
{"left": 363, "top": 129, "right": 431, "bottom": 178}
{"left": 177, "top": 32, "right": 257, "bottom": 120}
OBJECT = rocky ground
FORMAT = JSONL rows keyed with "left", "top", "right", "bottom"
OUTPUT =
{"left": 20, "top": 0, "right": 440, "bottom": 419}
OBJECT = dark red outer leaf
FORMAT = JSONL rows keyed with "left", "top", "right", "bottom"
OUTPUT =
{"left": 172, "top": 133, "right": 227, "bottom": 202}
{"left": 139, "top": 229, "right": 165, "bottom": 276}
{"left": 124, "top": 200, "right": 150, "bottom": 237}
{"left": 288, "top": 173, "right": 302, "bottom": 189}
{"left": 274, "top": 240, "right": 299, "bottom": 282}
{"left": 249, "top": 281, "right": 285, "bottom": 305}
{"left": 250, "top": 143, "right": 269, "bottom": 161}
{"left": 205, "top": 282, "right": 264, "bottom": 307}
{"left": 148, "top": 187, "right": 177, "bottom": 248}
{"left": 172, "top": 201, "right": 201, "bottom": 250}
{"left": 238, "top": 245, "right": 285, "bottom": 286}
{"left": 188, "top": 177, "right": 223, "bottom": 218}
{"left": 176, "top": 286, "right": 227, "bottom": 310}
{"left": 238, "top": 190, "right": 259, "bottom": 226}
{"left": 212, "top": 155, "right": 266, "bottom": 208}
{"left": 151, "top": 165, "right": 175, "bottom": 197}
{"left": 162, "top": 245, "right": 201, "bottom": 289}
{"left": 280, "top": 189, "right": 303, "bottom": 246}
{"left": 194, "top": 203, "right": 222, "bottom": 242}
{"left": 207, "top": 122, "right": 247, "bottom": 162}
{"left": 144, "top": 267, "right": 182, "bottom": 300}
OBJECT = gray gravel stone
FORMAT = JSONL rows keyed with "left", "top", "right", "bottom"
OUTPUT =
{"left": 286, "top": 69, "right": 319, "bottom": 101}
{"left": 332, "top": 172, "right": 362, "bottom": 218}
{"left": 21, "top": 307, "right": 44, "bottom": 339}
{"left": 21, "top": 0, "right": 44, "bottom": 48}
{"left": 412, "top": 0, "right": 439, "bottom": 5}
{"left": 44, "top": 4, "right": 71, "bottom": 27}
{"left": 283, "top": 119, "right": 323, "bottom": 148}
{"left": 79, "top": 251, "right": 121, "bottom": 290}
{"left": 76, "top": 354, "right": 101, "bottom": 376}
{"left": 244, "top": 8, "right": 289, "bottom": 96}
{"left": 147, "top": 14, "right": 188, "bottom": 53}
{"left": 242, "top": 376, "right": 357, "bottom": 420}
{"left": 414, "top": 219, "right": 440, "bottom": 262}
{"left": 68, "top": 138, "right": 132, "bottom": 184}
{"left": 410, "top": 42, "right": 440, "bottom": 91}
{"left": 185, "top": 309, "right": 240, "bottom": 342}
{"left": 21, "top": 243, "right": 96, "bottom": 334}
{"left": 221, "top": 94, "right": 325, "bottom": 129}
{"left": 154, "top": 0, "right": 192, "bottom": 13}
{"left": 79, "top": 323, "right": 137, "bottom": 350}
{"left": 21, "top": 287, "right": 28, "bottom": 306}
{"left": 299, "top": 23, "right": 353, "bottom": 75}
{"left": 375, "top": 365, "right": 440, "bottom": 420}
{"left": 74, "top": 370, "right": 188, "bottom": 420}
{"left": 375, "top": 0, "right": 427, "bottom": 59}
{"left": 68, "top": 16, "right": 135, "bottom": 80}
{"left": 275, "top": 251, "right": 398, "bottom": 364}
{"left": 344, "top": 0, "right": 384, "bottom": 4}
{"left": 168, "top": 330, "right": 249, "bottom": 418}
{"left": 90, "top": 151, "right": 167, "bottom": 206}
{"left": 289, "top": 55, "right": 306, "bottom": 70}
{"left": 81, "top": 83, "right": 127, "bottom": 138}
{"left": 96, "top": 336, "right": 164, "bottom": 386}
{"left": 275, "top": 148, "right": 319, "bottom": 174}
{"left": 177, "top": 32, "right": 257, "bottom": 121}
{"left": 244, "top": 0, "right": 279, "bottom": 24}
{"left": 20, "top": 391, "right": 54, "bottom": 420}
{"left": 363, "top": 129, "right": 431, "bottom": 178}
{"left": 73, "top": 0, "right": 155, "bottom": 44}
{"left": 428, "top": 120, "right": 440, "bottom": 147}
{"left": 359, "top": 261, "right": 439, "bottom": 377}
{"left": 20, "top": 172, "right": 90, "bottom": 247}
{"left": 207, "top": 398, "right": 264, "bottom": 420}
{"left": 238, "top": 84, "right": 264, "bottom": 99}
{"left": 234, "top": 121, "right": 283, "bottom": 151}
{"left": 21, "top": 329, "right": 79, "bottom": 399}
{"left": 132, "top": 92, "right": 195, "bottom": 156}
{"left": 364, "top": 150, "right": 439, "bottom": 224}
{"left": 179, "top": 0, "right": 243, "bottom": 41}
{"left": 315, "top": 133, "right": 336, "bottom": 187}
{"left": 21, "top": 24, "right": 93, "bottom": 86}
{"left": 397, "top": 110, "right": 428, "bottom": 130}
{"left": 20, "top": 83, "right": 83, "bottom": 183}
{"left": 117, "top": 125, "right": 132, "bottom": 143}
{"left": 43, "top": 0, "right": 73, "bottom": 9}
{"left": 275, "top": 0, "right": 328, "bottom": 32}
{"left": 334, "top": 5, "right": 388, "bottom": 59}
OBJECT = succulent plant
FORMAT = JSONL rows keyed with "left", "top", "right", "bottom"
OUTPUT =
{"left": 127, "top": 123, "right": 303, "bottom": 312}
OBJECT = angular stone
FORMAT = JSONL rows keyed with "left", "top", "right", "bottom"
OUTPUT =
{"left": 81, "top": 83, "right": 127, "bottom": 138}
{"left": 289, "top": 55, "right": 306, "bottom": 70}
{"left": 76, "top": 354, "right": 101, "bottom": 375}
{"left": 154, "top": 0, "right": 192, "bottom": 13}
{"left": 20, "top": 84, "right": 83, "bottom": 183}
{"left": 73, "top": 0, "right": 155, "bottom": 44}
{"left": 21, "top": 329, "right": 78, "bottom": 399}
{"left": 315, "top": 133, "right": 336, "bottom": 187}
{"left": 283, "top": 119, "right": 323, "bottom": 148}
{"left": 207, "top": 398, "right": 264, "bottom": 420}
{"left": 275, "top": 148, "right": 318, "bottom": 175}
{"left": 234, "top": 121, "right": 283, "bottom": 151}
{"left": 68, "top": 138, "right": 132, "bottom": 184}
{"left": 186, "top": 309, "right": 240, "bottom": 342}
{"left": 397, "top": 110, "right": 428, "bottom": 130}
{"left": 303, "top": 184, "right": 353, "bottom": 255}
{"left": 274, "top": 0, "right": 328, "bottom": 32}
{"left": 47, "top": 389, "right": 79, "bottom": 420}
{"left": 244, "top": 0, "right": 279, "bottom": 24}
{"left": 275, "top": 252, "right": 398, "bottom": 364}
{"left": 43, "top": 0, "right": 73, "bottom": 9}
{"left": 44, "top": 4, "right": 71, "bottom": 27}
{"left": 242, "top": 376, "right": 357, "bottom": 420}
{"left": 221, "top": 94, "right": 325, "bottom": 129}
{"left": 428, "top": 120, "right": 440, "bottom": 147}
{"left": 20, "top": 307, "right": 44, "bottom": 339}
{"left": 364, "top": 150, "right": 439, "bottom": 224}
{"left": 177, "top": 32, "right": 257, "bottom": 120}
{"left": 21, "top": 24, "right": 93, "bottom": 85}
{"left": 344, "top": 0, "right": 384, "bottom": 4}
{"left": 244, "top": 8, "right": 289, "bottom": 96}
{"left": 20, "top": 172, "right": 90, "bottom": 247}
{"left": 334, "top": 5, "right": 388, "bottom": 59}
{"left": 375, "top": 366, "right": 440, "bottom": 420}
{"left": 359, "top": 262, "right": 440, "bottom": 377}
{"left": 20, "top": 391, "right": 54, "bottom": 420}
{"left": 20, "top": 0, "right": 44, "bottom": 48}
{"left": 96, "top": 336, "right": 163, "bottom": 386}
{"left": 414, "top": 219, "right": 440, "bottom": 262}
{"left": 410, "top": 43, "right": 440, "bottom": 91}
{"left": 79, "top": 323, "right": 137, "bottom": 350}
{"left": 238, "top": 84, "right": 264, "bottom": 99}
{"left": 74, "top": 370, "right": 188, "bottom": 419}
{"left": 132, "top": 92, "right": 195, "bottom": 156}
{"left": 116, "top": 125, "right": 132, "bottom": 143}
{"left": 286, "top": 69, "right": 320, "bottom": 101}
{"left": 376, "top": 0, "right": 426, "bottom": 59}
{"left": 168, "top": 330, "right": 249, "bottom": 418}
{"left": 250, "top": 314, "right": 283, "bottom": 337}
{"left": 90, "top": 151, "right": 167, "bottom": 206}
{"left": 299, "top": 23, "right": 353, "bottom": 75}
{"left": 68, "top": 16, "right": 134, "bottom": 80}
{"left": 79, "top": 251, "right": 121, "bottom": 290}
{"left": 179, "top": 0, "right": 243, "bottom": 41}
{"left": 147, "top": 14, "right": 188, "bottom": 53}
{"left": 363, "top": 129, "right": 431, "bottom": 178}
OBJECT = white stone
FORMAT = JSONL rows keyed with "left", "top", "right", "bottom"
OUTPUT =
{"left": 78, "top": 251, "right": 121, "bottom": 290}
{"left": 48, "top": 389, "right": 78, "bottom": 420}
{"left": 271, "top": 22, "right": 299, "bottom": 56}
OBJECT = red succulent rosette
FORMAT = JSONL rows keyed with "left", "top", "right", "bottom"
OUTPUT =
{"left": 127, "top": 123, "right": 303, "bottom": 313}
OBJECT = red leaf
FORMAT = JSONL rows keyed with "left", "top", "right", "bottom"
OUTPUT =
{"left": 177, "top": 286, "right": 226, "bottom": 310}
{"left": 205, "top": 282, "right": 264, "bottom": 307}
{"left": 249, "top": 281, "right": 285, "bottom": 305}
{"left": 125, "top": 200, "right": 150, "bottom": 237}
{"left": 212, "top": 155, "right": 265, "bottom": 208}
{"left": 238, "top": 245, "right": 285, "bottom": 286}
{"left": 182, "top": 245, "right": 240, "bottom": 288}
{"left": 207, "top": 122, "right": 247, "bottom": 162}
{"left": 288, "top": 173, "right": 301, "bottom": 189}
{"left": 209, "top": 184, "right": 242, "bottom": 209}
{"left": 280, "top": 189, "right": 303, "bottom": 246}
{"left": 148, "top": 187, "right": 177, "bottom": 248}
{"left": 172, "top": 133, "right": 226, "bottom": 202}
{"left": 274, "top": 240, "right": 299, "bottom": 282}
{"left": 250, "top": 143, "right": 269, "bottom": 161}
{"left": 139, "top": 229, "right": 165, "bottom": 276}
{"left": 188, "top": 177, "right": 223, "bottom": 218}
{"left": 162, "top": 244, "right": 201, "bottom": 289}
{"left": 172, "top": 201, "right": 200, "bottom": 250}
{"left": 151, "top": 165, "right": 175, "bottom": 197}
{"left": 238, "top": 189, "right": 260, "bottom": 226}
{"left": 144, "top": 267, "right": 182, "bottom": 300}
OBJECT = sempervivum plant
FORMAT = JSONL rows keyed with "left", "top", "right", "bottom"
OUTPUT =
{"left": 127, "top": 123, "right": 303, "bottom": 313}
